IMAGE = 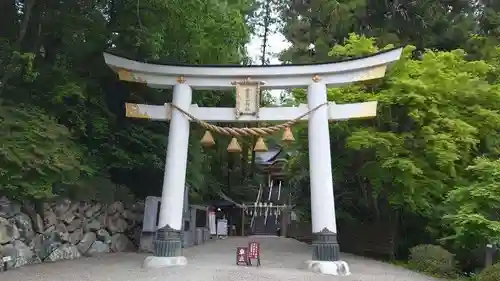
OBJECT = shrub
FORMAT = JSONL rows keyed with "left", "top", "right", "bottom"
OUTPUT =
{"left": 53, "top": 176, "right": 136, "bottom": 204}
{"left": 477, "top": 263, "right": 500, "bottom": 281}
{"left": 408, "top": 244, "right": 457, "bottom": 278}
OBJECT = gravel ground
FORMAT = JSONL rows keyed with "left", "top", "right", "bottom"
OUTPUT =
{"left": 1, "top": 236, "right": 437, "bottom": 281}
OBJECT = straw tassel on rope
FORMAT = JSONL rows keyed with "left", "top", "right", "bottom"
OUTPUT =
{"left": 168, "top": 102, "right": 328, "bottom": 149}
{"left": 200, "top": 130, "right": 215, "bottom": 147}
{"left": 227, "top": 137, "right": 242, "bottom": 153}
{"left": 282, "top": 127, "right": 295, "bottom": 143}
{"left": 254, "top": 136, "right": 268, "bottom": 152}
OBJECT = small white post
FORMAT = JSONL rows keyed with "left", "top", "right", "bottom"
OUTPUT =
{"left": 305, "top": 81, "right": 350, "bottom": 276}
{"left": 143, "top": 83, "right": 191, "bottom": 268}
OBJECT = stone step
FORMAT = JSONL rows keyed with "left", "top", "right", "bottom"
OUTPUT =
{"left": 252, "top": 215, "right": 280, "bottom": 235}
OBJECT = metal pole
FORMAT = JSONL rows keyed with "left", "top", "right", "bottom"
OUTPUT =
{"left": 241, "top": 207, "right": 245, "bottom": 236}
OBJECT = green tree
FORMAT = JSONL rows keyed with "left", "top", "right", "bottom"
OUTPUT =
{"left": 287, "top": 34, "right": 500, "bottom": 260}
{"left": 0, "top": 0, "right": 255, "bottom": 201}
{"left": 445, "top": 157, "right": 500, "bottom": 249}
{"left": 0, "top": 105, "right": 89, "bottom": 199}
{"left": 279, "top": 0, "right": 477, "bottom": 63}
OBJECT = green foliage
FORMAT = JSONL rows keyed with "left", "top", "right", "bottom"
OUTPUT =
{"left": 291, "top": 33, "right": 500, "bottom": 217}
{"left": 328, "top": 34, "right": 394, "bottom": 59}
{"left": 0, "top": 0, "right": 255, "bottom": 202}
{"left": 335, "top": 39, "right": 500, "bottom": 216}
{"left": 444, "top": 158, "right": 500, "bottom": 249}
{"left": 477, "top": 263, "right": 500, "bottom": 281}
{"left": 408, "top": 244, "right": 457, "bottom": 278}
{"left": 280, "top": 0, "right": 485, "bottom": 63}
{"left": 53, "top": 177, "right": 136, "bottom": 205}
{"left": 0, "top": 105, "right": 91, "bottom": 200}
{"left": 286, "top": 32, "right": 500, "bottom": 269}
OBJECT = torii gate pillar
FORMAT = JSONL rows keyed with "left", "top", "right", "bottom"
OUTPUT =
{"left": 306, "top": 80, "right": 346, "bottom": 273}
{"left": 142, "top": 83, "right": 192, "bottom": 268}
{"left": 103, "top": 47, "right": 403, "bottom": 275}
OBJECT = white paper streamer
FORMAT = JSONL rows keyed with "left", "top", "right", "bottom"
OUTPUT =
{"left": 277, "top": 180, "right": 282, "bottom": 201}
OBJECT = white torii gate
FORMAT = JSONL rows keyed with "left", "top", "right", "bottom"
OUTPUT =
{"left": 103, "top": 48, "right": 402, "bottom": 275}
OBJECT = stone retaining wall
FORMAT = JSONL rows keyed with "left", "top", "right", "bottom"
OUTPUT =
{"left": 0, "top": 197, "right": 144, "bottom": 270}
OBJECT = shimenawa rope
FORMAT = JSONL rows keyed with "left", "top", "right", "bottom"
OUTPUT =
{"left": 168, "top": 102, "right": 328, "bottom": 137}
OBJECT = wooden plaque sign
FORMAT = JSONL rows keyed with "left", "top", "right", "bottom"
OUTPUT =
{"left": 233, "top": 78, "right": 262, "bottom": 119}
{"left": 236, "top": 247, "right": 249, "bottom": 266}
{"left": 247, "top": 241, "right": 261, "bottom": 266}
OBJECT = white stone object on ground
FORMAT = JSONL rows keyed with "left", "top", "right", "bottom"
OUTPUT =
{"left": 142, "top": 256, "right": 187, "bottom": 268}
{"left": 305, "top": 260, "right": 351, "bottom": 276}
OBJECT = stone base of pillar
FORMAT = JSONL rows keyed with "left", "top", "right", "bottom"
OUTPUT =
{"left": 305, "top": 228, "right": 349, "bottom": 275}
{"left": 143, "top": 225, "right": 187, "bottom": 268}
{"left": 153, "top": 225, "right": 183, "bottom": 257}
{"left": 304, "top": 260, "right": 350, "bottom": 276}
{"left": 312, "top": 228, "right": 340, "bottom": 261}
{"left": 143, "top": 256, "right": 187, "bottom": 268}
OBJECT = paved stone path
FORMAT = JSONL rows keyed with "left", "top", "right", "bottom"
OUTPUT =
{"left": 2, "top": 236, "right": 437, "bottom": 281}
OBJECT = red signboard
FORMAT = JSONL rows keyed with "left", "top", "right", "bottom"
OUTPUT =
{"left": 247, "top": 242, "right": 261, "bottom": 266}
{"left": 236, "top": 247, "right": 248, "bottom": 266}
